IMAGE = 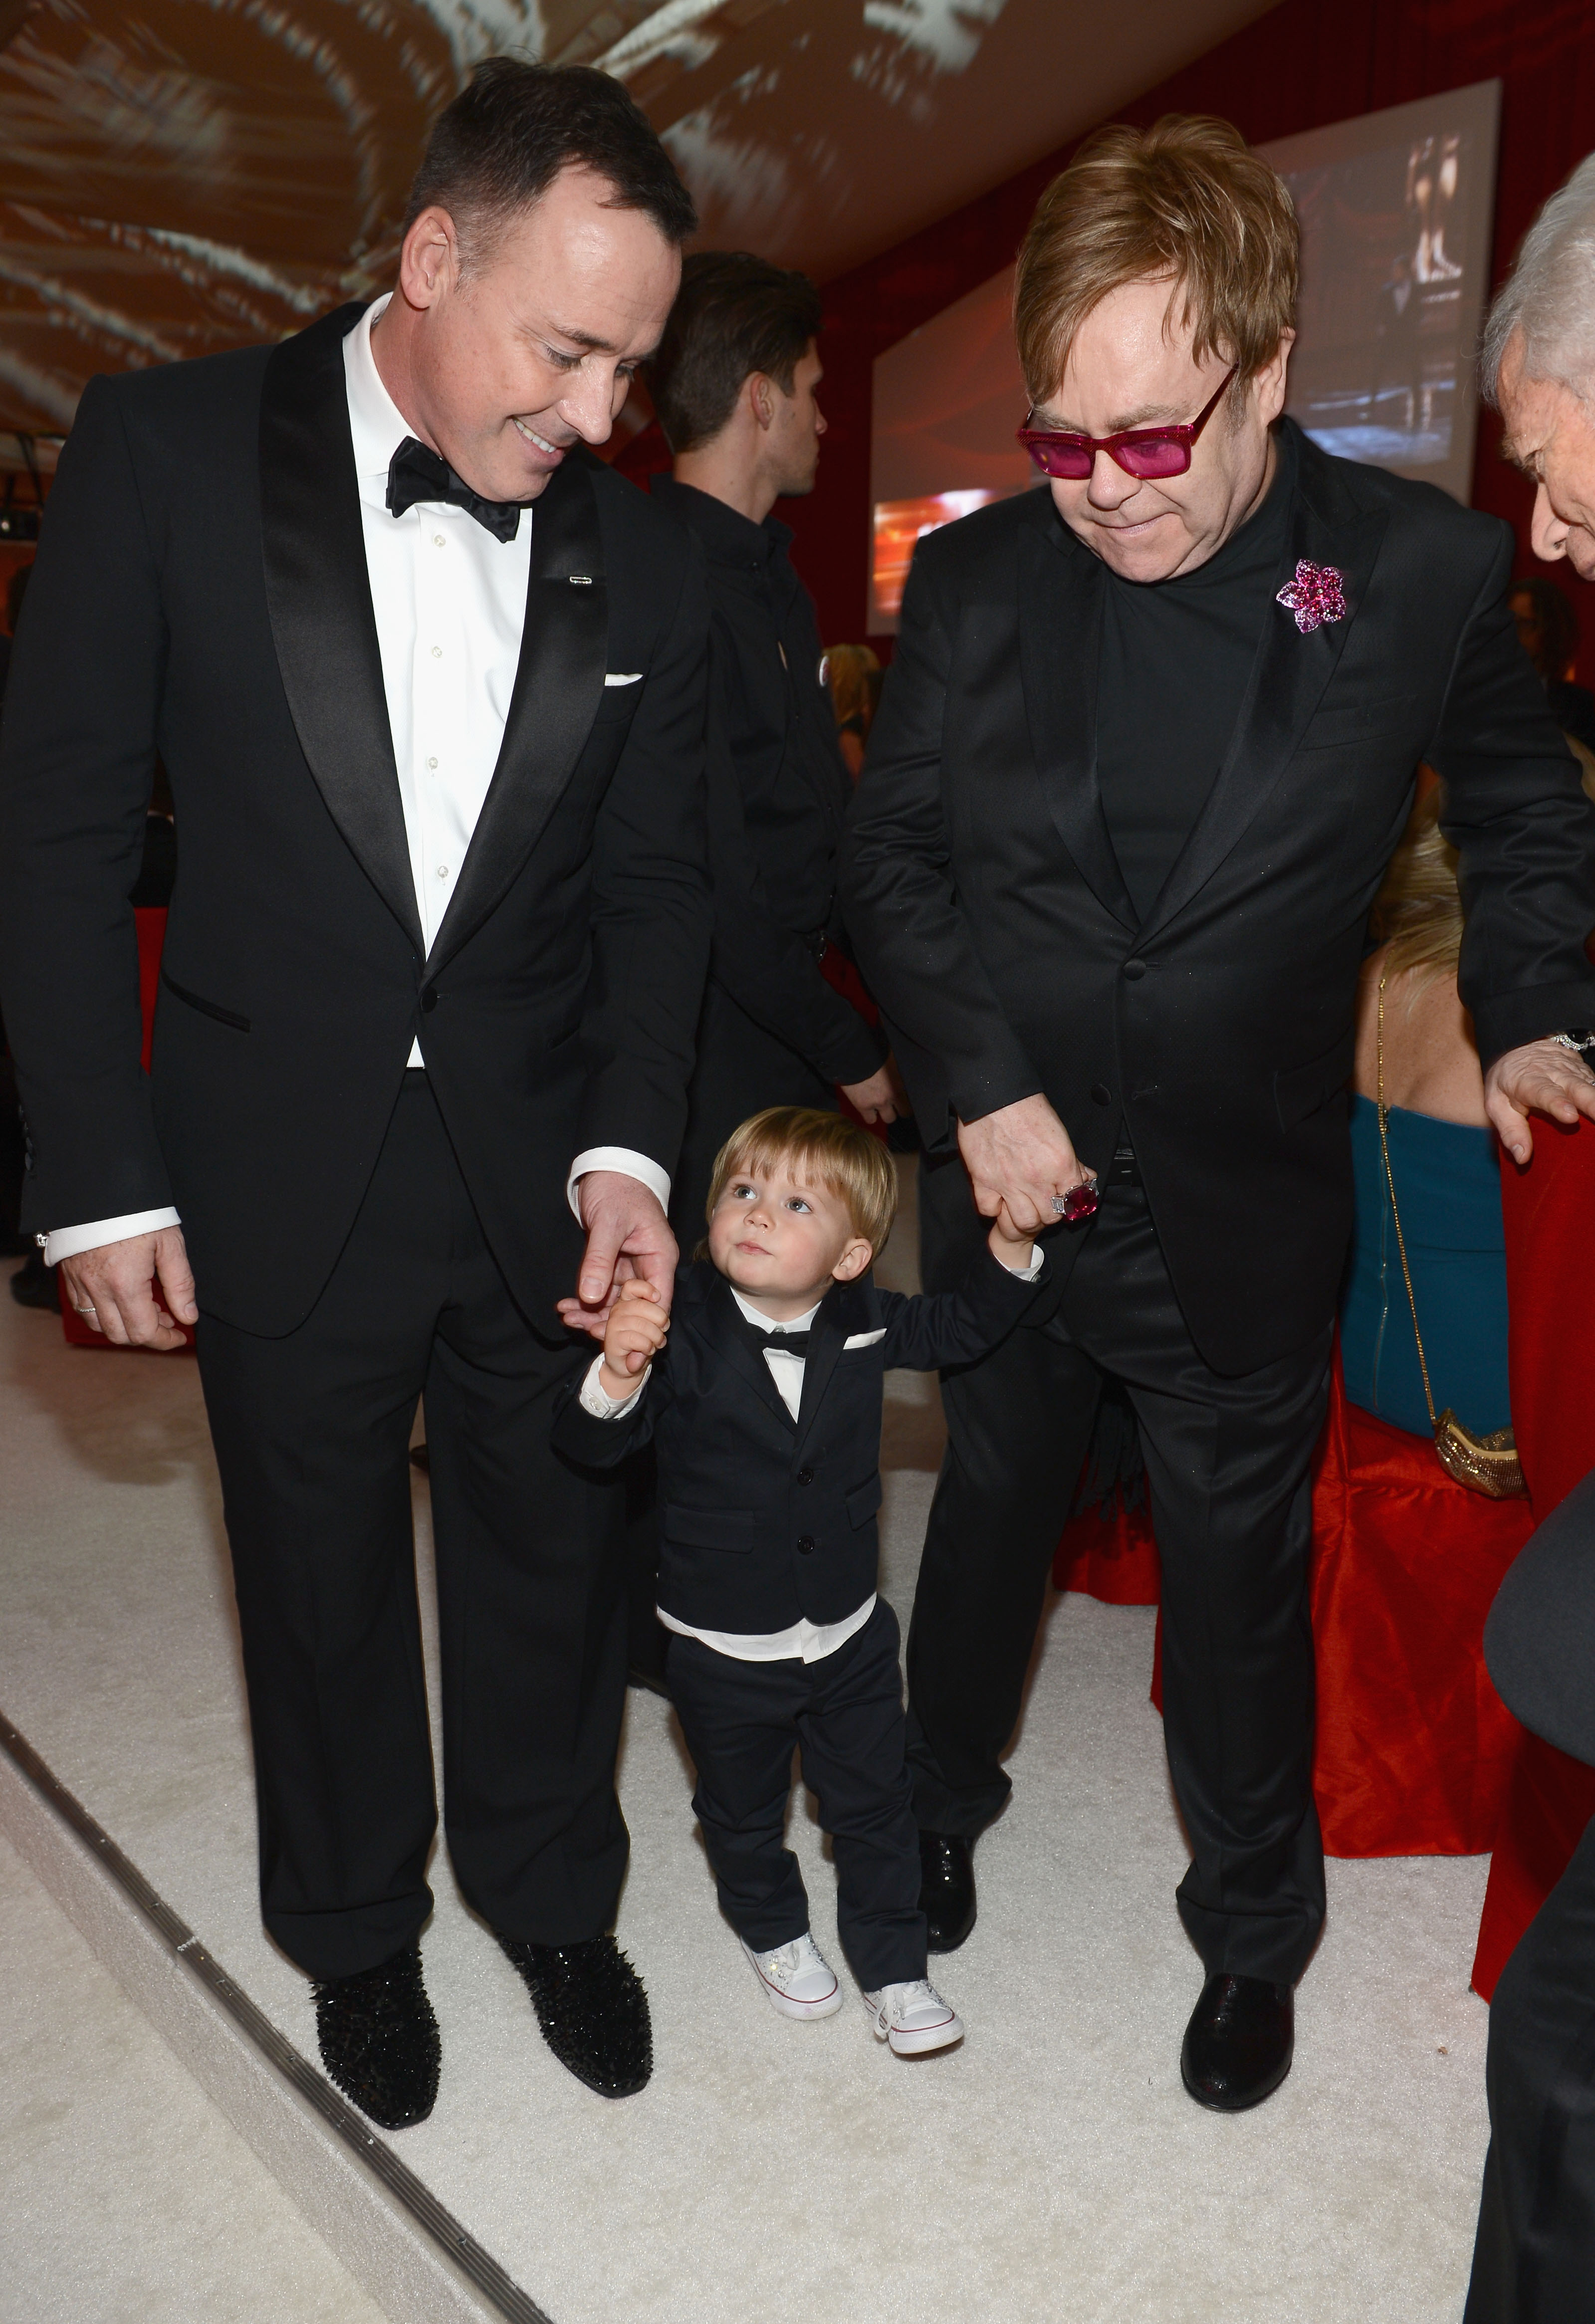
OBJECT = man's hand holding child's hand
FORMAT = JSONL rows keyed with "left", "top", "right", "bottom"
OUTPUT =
{"left": 986, "top": 1203, "right": 1038, "bottom": 1270}
{"left": 599, "top": 1278, "right": 670, "bottom": 1400}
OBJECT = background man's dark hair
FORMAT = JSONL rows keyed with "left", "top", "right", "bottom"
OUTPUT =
{"left": 404, "top": 58, "right": 696, "bottom": 266}
{"left": 649, "top": 252, "right": 823, "bottom": 454}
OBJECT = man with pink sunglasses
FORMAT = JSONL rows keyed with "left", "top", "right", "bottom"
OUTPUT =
{"left": 844, "top": 114, "right": 1595, "bottom": 2113}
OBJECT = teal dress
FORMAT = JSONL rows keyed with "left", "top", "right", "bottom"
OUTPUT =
{"left": 1339, "top": 1093, "right": 1511, "bottom": 1439}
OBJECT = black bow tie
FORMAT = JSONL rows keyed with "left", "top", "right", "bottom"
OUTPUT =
{"left": 386, "top": 436, "right": 523, "bottom": 543}
{"left": 739, "top": 1316, "right": 812, "bottom": 1358}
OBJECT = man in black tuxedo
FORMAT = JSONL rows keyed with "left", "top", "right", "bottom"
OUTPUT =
{"left": 0, "top": 63, "right": 712, "bottom": 2125}
{"left": 842, "top": 115, "right": 1595, "bottom": 2111}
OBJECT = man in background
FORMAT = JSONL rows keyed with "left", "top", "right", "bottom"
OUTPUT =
{"left": 1487, "top": 152, "right": 1595, "bottom": 584}
{"left": 622, "top": 255, "right": 905, "bottom": 1689}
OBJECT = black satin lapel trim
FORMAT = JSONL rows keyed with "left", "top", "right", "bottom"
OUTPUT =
{"left": 1138, "top": 490, "right": 1390, "bottom": 944}
{"left": 428, "top": 456, "right": 608, "bottom": 970}
{"left": 259, "top": 305, "right": 422, "bottom": 953}
{"left": 690, "top": 1281, "right": 795, "bottom": 1432}
{"left": 1019, "top": 517, "right": 1137, "bottom": 931}
{"left": 792, "top": 1300, "right": 848, "bottom": 1456}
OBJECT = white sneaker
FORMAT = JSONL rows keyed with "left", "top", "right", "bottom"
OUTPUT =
{"left": 741, "top": 1932, "right": 844, "bottom": 2020}
{"left": 863, "top": 1978, "right": 964, "bottom": 2057}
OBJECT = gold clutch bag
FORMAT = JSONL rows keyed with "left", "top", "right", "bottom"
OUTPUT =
{"left": 1375, "top": 971, "right": 1528, "bottom": 1502}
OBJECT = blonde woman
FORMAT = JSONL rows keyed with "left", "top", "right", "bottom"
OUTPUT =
{"left": 826, "top": 642, "right": 880, "bottom": 777}
{"left": 1343, "top": 789, "right": 1511, "bottom": 1437}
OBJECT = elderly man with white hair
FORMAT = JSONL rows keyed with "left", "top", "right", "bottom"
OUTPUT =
{"left": 1486, "top": 151, "right": 1595, "bottom": 577}
{"left": 1466, "top": 151, "right": 1595, "bottom": 2324}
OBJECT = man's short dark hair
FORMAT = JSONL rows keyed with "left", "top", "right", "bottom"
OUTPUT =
{"left": 404, "top": 59, "right": 696, "bottom": 266}
{"left": 649, "top": 252, "right": 823, "bottom": 454}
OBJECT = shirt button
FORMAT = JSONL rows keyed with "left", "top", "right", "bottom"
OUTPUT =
{"left": 796, "top": 1535, "right": 816, "bottom": 1555}
{"left": 436, "top": 864, "right": 450, "bottom": 879}
{"left": 431, "top": 645, "right": 443, "bottom": 659}
{"left": 427, "top": 756, "right": 439, "bottom": 770}
{"left": 797, "top": 1465, "right": 814, "bottom": 1486}
{"left": 434, "top": 534, "right": 446, "bottom": 547}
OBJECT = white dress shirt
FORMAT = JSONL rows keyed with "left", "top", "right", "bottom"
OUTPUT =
{"left": 579, "top": 1253, "right": 1042, "bottom": 1665}
{"left": 43, "top": 295, "right": 664, "bottom": 1265}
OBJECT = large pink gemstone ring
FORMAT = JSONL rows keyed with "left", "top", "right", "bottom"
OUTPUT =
{"left": 1052, "top": 1178, "right": 1099, "bottom": 1224}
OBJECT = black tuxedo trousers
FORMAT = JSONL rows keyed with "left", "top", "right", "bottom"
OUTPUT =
{"left": 198, "top": 1074, "right": 625, "bottom": 1980}
{"left": 911, "top": 1154, "right": 1331, "bottom": 1984}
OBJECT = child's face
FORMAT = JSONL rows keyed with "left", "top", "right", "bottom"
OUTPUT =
{"left": 707, "top": 1161, "right": 873, "bottom": 1317}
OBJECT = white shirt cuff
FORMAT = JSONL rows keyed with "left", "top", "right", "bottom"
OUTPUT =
{"left": 577, "top": 1352, "right": 651, "bottom": 1418}
{"left": 567, "top": 1147, "right": 672, "bottom": 1222}
{"left": 43, "top": 1209, "right": 183, "bottom": 1267}
{"left": 1001, "top": 1246, "right": 1044, "bottom": 1279}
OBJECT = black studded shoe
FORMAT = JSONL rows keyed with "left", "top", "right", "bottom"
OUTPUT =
{"left": 918, "top": 1830, "right": 977, "bottom": 1953}
{"left": 311, "top": 1941, "right": 441, "bottom": 2129}
{"left": 497, "top": 1932, "right": 652, "bottom": 2098}
{"left": 1180, "top": 1973, "right": 1294, "bottom": 2112}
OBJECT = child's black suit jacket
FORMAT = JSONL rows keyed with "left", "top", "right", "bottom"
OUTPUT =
{"left": 553, "top": 1247, "right": 1047, "bottom": 1634}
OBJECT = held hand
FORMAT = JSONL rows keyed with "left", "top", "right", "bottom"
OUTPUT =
{"left": 556, "top": 1170, "right": 678, "bottom": 1341}
{"left": 59, "top": 1227, "right": 198, "bottom": 1351}
{"left": 987, "top": 1201, "right": 1037, "bottom": 1270}
{"left": 1484, "top": 1037, "right": 1595, "bottom": 1165}
{"left": 841, "top": 1055, "right": 910, "bottom": 1127}
{"left": 957, "top": 1093, "right": 1091, "bottom": 1238}
{"left": 599, "top": 1279, "right": 669, "bottom": 1395}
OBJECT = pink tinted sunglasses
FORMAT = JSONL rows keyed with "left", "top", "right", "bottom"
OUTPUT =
{"left": 1017, "top": 366, "right": 1238, "bottom": 481}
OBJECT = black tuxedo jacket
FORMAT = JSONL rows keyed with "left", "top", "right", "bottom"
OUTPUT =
{"left": 552, "top": 1249, "right": 1045, "bottom": 1631}
{"left": 842, "top": 422, "right": 1595, "bottom": 1375}
{"left": 0, "top": 304, "right": 712, "bottom": 1335}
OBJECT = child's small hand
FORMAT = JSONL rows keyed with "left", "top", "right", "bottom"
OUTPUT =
{"left": 598, "top": 1278, "right": 669, "bottom": 1398}
{"left": 987, "top": 1202, "right": 1038, "bottom": 1269}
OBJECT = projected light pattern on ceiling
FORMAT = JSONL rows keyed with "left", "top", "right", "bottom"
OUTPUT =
{"left": 0, "top": 0, "right": 1271, "bottom": 449}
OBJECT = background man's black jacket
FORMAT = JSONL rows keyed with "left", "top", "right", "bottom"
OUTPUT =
{"left": 0, "top": 304, "right": 713, "bottom": 1336}
{"left": 841, "top": 422, "right": 1595, "bottom": 1376}
{"left": 651, "top": 474, "right": 885, "bottom": 1087}
{"left": 553, "top": 1248, "right": 1044, "bottom": 1632}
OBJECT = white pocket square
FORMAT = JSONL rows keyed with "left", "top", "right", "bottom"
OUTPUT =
{"left": 604, "top": 671, "right": 642, "bottom": 686}
{"left": 842, "top": 1328, "right": 888, "bottom": 1349}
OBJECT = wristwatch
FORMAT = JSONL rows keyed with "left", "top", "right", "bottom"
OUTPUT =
{"left": 1555, "top": 1028, "right": 1595, "bottom": 1056}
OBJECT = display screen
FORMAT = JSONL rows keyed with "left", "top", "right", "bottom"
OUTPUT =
{"left": 868, "top": 80, "right": 1502, "bottom": 631}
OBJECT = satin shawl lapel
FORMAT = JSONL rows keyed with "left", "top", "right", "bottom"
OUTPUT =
{"left": 1137, "top": 457, "right": 1389, "bottom": 946}
{"left": 793, "top": 1285, "right": 855, "bottom": 1458}
{"left": 428, "top": 456, "right": 608, "bottom": 971}
{"left": 259, "top": 305, "right": 422, "bottom": 953}
{"left": 686, "top": 1275, "right": 795, "bottom": 1433}
{"left": 1019, "top": 511, "right": 1137, "bottom": 931}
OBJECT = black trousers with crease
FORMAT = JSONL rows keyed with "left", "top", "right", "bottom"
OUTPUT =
{"left": 196, "top": 1072, "right": 628, "bottom": 1981}
{"left": 908, "top": 1149, "right": 1332, "bottom": 1985}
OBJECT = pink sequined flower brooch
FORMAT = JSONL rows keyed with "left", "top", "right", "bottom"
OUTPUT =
{"left": 1275, "top": 560, "right": 1347, "bottom": 634}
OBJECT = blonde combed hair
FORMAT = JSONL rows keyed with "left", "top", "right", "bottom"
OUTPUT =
{"left": 705, "top": 1106, "right": 898, "bottom": 1257}
{"left": 1014, "top": 114, "right": 1299, "bottom": 407}
{"left": 1369, "top": 790, "right": 1462, "bottom": 991}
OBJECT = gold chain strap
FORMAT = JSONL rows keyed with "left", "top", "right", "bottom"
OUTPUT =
{"left": 1375, "top": 966, "right": 1438, "bottom": 1431}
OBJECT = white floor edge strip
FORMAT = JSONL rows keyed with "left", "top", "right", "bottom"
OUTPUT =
{"left": 0, "top": 1711, "right": 554, "bottom": 2324}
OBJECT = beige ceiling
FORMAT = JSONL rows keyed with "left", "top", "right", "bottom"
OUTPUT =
{"left": 0, "top": 0, "right": 1272, "bottom": 453}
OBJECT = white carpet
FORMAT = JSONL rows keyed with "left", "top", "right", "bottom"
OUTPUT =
{"left": 0, "top": 1243, "right": 1490, "bottom": 2324}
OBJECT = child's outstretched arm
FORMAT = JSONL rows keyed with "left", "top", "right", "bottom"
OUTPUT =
{"left": 551, "top": 1281, "right": 672, "bottom": 1471}
{"left": 598, "top": 1278, "right": 669, "bottom": 1401}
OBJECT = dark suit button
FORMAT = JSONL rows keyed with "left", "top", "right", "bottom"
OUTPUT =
{"left": 797, "top": 1465, "right": 814, "bottom": 1486}
{"left": 420, "top": 988, "right": 438, "bottom": 1013}
{"left": 1090, "top": 1082, "right": 1112, "bottom": 1106}
{"left": 796, "top": 1535, "right": 816, "bottom": 1555}
{"left": 1122, "top": 960, "right": 1146, "bottom": 981}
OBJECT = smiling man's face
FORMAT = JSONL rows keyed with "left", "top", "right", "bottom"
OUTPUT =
{"left": 1497, "top": 327, "right": 1595, "bottom": 580}
{"left": 375, "top": 162, "right": 681, "bottom": 504}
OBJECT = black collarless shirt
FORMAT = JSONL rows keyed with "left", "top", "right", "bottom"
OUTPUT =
{"left": 651, "top": 474, "right": 851, "bottom": 936}
{"left": 1095, "top": 424, "right": 1297, "bottom": 927}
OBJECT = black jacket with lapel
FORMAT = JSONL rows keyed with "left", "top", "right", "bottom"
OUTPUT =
{"left": 552, "top": 1248, "right": 1046, "bottom": 1631}
{"left": 842, "top": 421, "right": 1595, "bottom": 1375}
{"left": 0, "top": 305, "right": 713, "bottom": 1334}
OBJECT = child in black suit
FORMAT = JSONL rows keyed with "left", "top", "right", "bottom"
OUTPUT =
{"left": 554, "top": 1106, "right": 1057, "bottom": 2056}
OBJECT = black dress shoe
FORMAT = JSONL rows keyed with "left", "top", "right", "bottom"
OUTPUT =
{"left": 497, "top": 1931, "right": 652, "bottom": 2098}
{"left": 312, "top": 1941, "right": 441, "bottom": 2129}
{"left": 1180, "top": 1973, "right": 1294, "bottom": 2112}
{"left": 918, "top": 1830, "right": 977, "bottom": 1953}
